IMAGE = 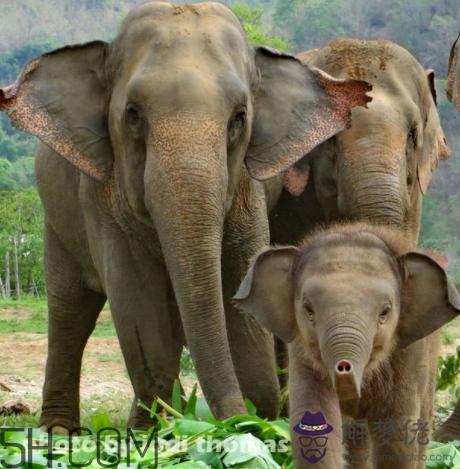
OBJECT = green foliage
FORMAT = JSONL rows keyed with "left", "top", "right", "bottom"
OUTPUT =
{"left": 0, "top": 189, "right": 44, "bottom": 297}
{"left": 437, "top": 346, "right": 460, "bottom": 395}
{"left": 274, "top": 0, "right": 344, "bottom": 48}
{"left": 427, "top": 441, "right": 460, "bottom": 468}
{"left": 233, "top": 4, "right": 291, "bottom": 50}
{"left": 1, "top": 384, "right": 458, "bottom": 467}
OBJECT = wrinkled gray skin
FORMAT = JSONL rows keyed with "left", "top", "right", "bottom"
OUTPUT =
{"left": 0, "top": 2, "right": 371, "bottom": 428}
{"left": 235, "top": 224, "right": 460, "bottom": 469}
{"left": 268, "top": 39, "right": 449, "bottom": 247}
{"left": 446, "top": 31, "right": 460, "bottom": 110}
{"left": 434, "top": 30, "right": 460, "bottom": 443}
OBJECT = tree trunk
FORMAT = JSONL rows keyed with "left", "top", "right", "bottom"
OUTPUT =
{"left": 13, "top": 236, "right": 20, "bottom": 299}
{"left": 5, "top": 251, "right": 10, "bottom": 299}
{"left": 0, "top": 272, "right": 5, "bottom": 299}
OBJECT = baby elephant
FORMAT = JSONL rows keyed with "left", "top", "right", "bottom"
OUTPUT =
{"left": 234, "top": 223, "right": 460, "bottom": 468}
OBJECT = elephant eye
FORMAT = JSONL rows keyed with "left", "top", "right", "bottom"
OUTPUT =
{"left": 228, "top": 108, "right": 246, "bottom": 145}
{"left": 304, "top": 302, "right": 315, "bottom": 322}
{"left": 125, "top": 104, "right": 143, "bottom": 132}
{"left": 408, "top": 128, "right": 418, "bottom": 148}
{"left": 379, "top": 304, "right": 392, "bottom": 324}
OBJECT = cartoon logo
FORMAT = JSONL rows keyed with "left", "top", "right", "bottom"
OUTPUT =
{"left": 293, "top": 411, "right": 333, "bottom": 463}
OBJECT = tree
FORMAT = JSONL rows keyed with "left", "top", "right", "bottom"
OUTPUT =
{"left": 273, "top": 0, "right": 345, "bottom": 50}
{"left": 0, "top": 189, "right": 44, "bottom": 297}
{"left": 233, "top": 3, "right": 291, "bottom": 50}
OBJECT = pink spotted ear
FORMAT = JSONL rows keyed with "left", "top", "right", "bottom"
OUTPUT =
{"left": 0, "top": 41, "right": 113, "bottom": 182}
{"left": 246, "top": 47, "right": 372, "bottom": 182}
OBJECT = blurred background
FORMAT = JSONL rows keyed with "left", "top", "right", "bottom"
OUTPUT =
{"left": 0, "top": 0, "right": 459, "bottom": 295}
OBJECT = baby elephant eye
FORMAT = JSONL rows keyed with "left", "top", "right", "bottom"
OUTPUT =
{"left": 379, "top": 304, "right": 392, "bottom": 323}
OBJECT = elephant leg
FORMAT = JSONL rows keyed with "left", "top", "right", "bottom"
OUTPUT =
{"left": 289, "top": 353, "right": 344, "bottom": 469}
{"left": 103, "top": 234, "right": 183, "bottom": 429}
{"left": 344, "top": 421, "right": 371, "bottom": 469}
{"left": 40, "top": 224, "right": 106, "bottom": 431}
{"left": 223, "top": 294, "right": 279, "bottom": 418}
{"left": 222, "top": 175, "right": 279, "bottom": 419}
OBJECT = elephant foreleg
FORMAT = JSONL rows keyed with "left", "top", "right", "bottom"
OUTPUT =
{"left": 40, "top": 224, "right": 106, "bottom": 431}
{"left": 102, "top": 232, "right": 184, "bottom": 429}
{"left": 222, "top": 175, "right": 280, "bottom": 419}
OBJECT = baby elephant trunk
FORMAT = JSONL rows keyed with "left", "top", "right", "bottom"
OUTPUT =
{"left": 334, "top": 359, "right": 363, "bottom": 401}
{"left": 319, "top": 322, "right": 373, "bottom": 403}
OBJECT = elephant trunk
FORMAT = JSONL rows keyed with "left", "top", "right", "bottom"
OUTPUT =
{"left": 318, "top": 314, "right": 374, "bottom": 404}
{"left": 337, "top": 122, "right": 407, "bottom": 227}
{"left": 144, "top": 115, "right": 245, "bottom": 419}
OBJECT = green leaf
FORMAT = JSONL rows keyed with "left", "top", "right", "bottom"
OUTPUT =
{"left": 245, "top": 399, "right": 257, "bottom": 416}
{"left": 221, "top": 434, "right": 280, "bottom": 469}
{"left": 184, "top": 384, "right": 198, "bottom": 418}
{"left": 91, "top": 412, "right": 112, "bottom": 432}
{"left": 174, "top": 419, "right": 216, "bottom": 437}
{"left": 164, "top": 461, "right": 210, "bottom": 468}
{"left": 172, "top": 380, "right": 183, "bottom": 414}
{"left": 195, "top": 398, "right": 214, "bottom": 421}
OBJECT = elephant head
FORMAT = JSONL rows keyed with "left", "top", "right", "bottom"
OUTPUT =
{"left": 234, "top": 224, "right": 460, "bottom": 403}
{"left": 447, "top": 31, "right": 460, "bottom": 110}
{"left": 291, "top": 39, "right": 449, "bottom": 244}
{"left": 0, "top": 2, "right": 371, "bottom": 418}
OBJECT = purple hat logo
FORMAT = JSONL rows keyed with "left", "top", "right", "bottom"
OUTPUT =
{"left": 293, "top": 411, "right": 333, "bottom": 463}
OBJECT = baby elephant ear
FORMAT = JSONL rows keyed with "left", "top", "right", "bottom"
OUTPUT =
{"left": 233, "top": 246, "right": 299, "bottom": 343}
{"left": 0, "top": 41, "right": 112, "bottom": 182}
{"left": 397, "top": 252, "right": 460, "bottom": 348}
{"left": 246, "top": 47, "right": 372, "bottom": 181}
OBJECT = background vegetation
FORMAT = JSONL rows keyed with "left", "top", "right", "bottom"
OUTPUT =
{"left": 0, "top": 0, "right": 459, "bottom": 294}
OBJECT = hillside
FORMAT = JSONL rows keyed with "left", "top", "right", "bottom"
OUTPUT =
{"left": 0, "top": 0, "right": 459, "bottom": 297}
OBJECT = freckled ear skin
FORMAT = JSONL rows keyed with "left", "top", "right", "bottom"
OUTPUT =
{"left": 233, "top": 246, "right": 299, "bottom": 343}
{"left": 398, "top": 252, "right": 460, "bottom": 348}
{"left": 0, "top": 41, "right": 113, "bottom": 182}
{"left": 246, "top": 47, "right": 372, "bottom": 193}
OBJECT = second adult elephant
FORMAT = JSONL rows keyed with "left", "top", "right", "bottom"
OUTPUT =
{"left": 268, "top": 39, "right": 449, "bottom": 246}
{"left": 0, "top": 3, "right": 370, "bottom": 428}
{"left": 433, "top": 30, "right": 460, "bottom": 443}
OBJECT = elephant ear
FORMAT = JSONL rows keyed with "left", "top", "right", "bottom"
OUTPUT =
{"left": 417, "top": 69, "right": 450, "bottom": 194}
{"left": 447, "top": 31, "right": 460, "bottom": 110}
{"left": 246, "top": 47, "right": 372, "bottom": 193}
{"left": 397, "top": 252, "right": 460, "bottom": 348}
{"left": 233, "top": 246, "right": 299, "bottom": 343}
{"left": 0, "top": 41, "right": 112, "bottom": 182}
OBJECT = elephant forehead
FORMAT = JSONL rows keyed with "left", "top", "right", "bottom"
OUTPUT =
{"left": 301, "top": 243, "right": 395, "bottom": 277}
{"left": 111, "top": 2, "right": 250, "bottom": 71}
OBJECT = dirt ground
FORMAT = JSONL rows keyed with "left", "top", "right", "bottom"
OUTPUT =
{"left": 0, "top": 304, "right": 459, "bottom": 424}
{"left": 0, "top": 307, "right": 197, "bottom": 423}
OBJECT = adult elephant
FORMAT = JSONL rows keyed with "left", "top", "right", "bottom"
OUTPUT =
{"left": 434, "top": 30, "right": 460, "bottom": 443}
{"left": 268, "top": 39, "right": 449, "bottom": 247}
{"left": 0, "top": 2, "right": 370, "bottom": 429}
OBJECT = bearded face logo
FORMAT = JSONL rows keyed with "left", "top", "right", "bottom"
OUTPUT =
{"left": 293, "top": 411, "right": 333, "bottom": 464}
